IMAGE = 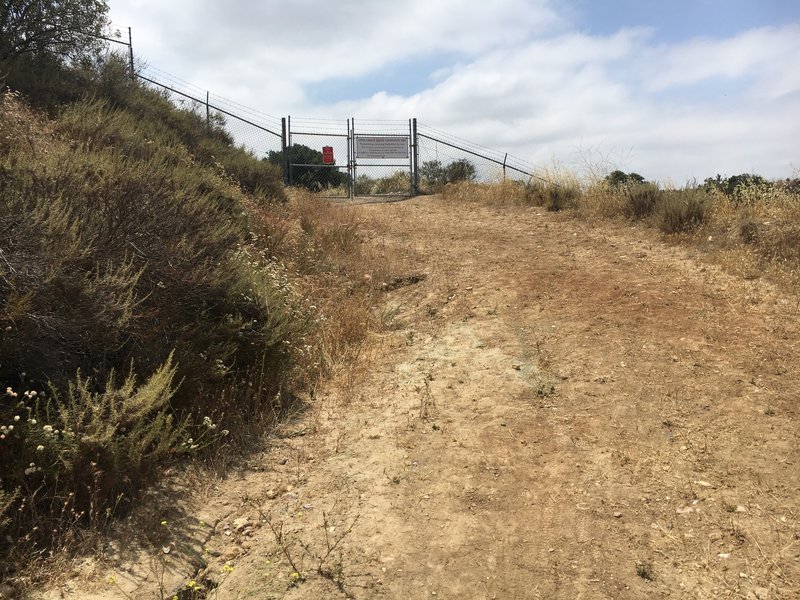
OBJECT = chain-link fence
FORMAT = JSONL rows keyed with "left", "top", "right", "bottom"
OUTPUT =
{"left": 136, "top": 64, "right": 284, "bottom": 164}
{"left": 93, "top": 27, "right": 548, "bottom": 200}
{"left": 416, "top": 123, "right": 541, "bottom": 193}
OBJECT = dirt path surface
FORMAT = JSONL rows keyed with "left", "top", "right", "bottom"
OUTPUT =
{"left": 43, "top": 197, "right": 799, "bottom": 599}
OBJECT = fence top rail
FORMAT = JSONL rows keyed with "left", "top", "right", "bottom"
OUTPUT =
{"left": 417, "top": 132, "right": 534, "bottom": 178}
{"left": 137, "top": 74, "right": 282, "bottom": 139}
{"left": 418, "top": 122, "right": 535, "bottom": 170}
{"left": 290, "top": 131, "right": 349, "bottom": 137}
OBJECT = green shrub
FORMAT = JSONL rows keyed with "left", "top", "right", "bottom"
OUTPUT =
{"left": 524, "top": 179, "right": 548, "bottom": 205}
{"left": 420, "top": 160, "right": 447, "bottom": 192}
{"left": 654, "top": 188, "right": 711, "bottom": 233}
{"left": 0, "top": 358, "right": 185, "bottom": 548}
{"left": 373, "top": 171, "right": 410, "bottom": 194}
{"left": 355, "top": 174, "right": 376, "bottom": 195}
{"left": 545, "top": 183, "right": 580, "bottom": 212}
{"left": 0, "top": 90, "right": 307, "bottom": 561}
{"left": 738, "top": 211, "right": 761, "bottom": 244}
{"left": 446, "top": 158, "right": 477, "bottom": 184}
{"left": 624, "top": 183, "right": 661, "bottom": 220}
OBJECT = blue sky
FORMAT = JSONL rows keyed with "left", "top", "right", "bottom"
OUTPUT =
{"left": 571, "top": 0, "right": 799, "bottom": 41}
{"left": 108, "top": 1, "right": 800, "bottom": 181}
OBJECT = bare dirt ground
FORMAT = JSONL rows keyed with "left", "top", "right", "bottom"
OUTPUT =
{"left": 40, "top": 196, "right": 799, "bottom": 599}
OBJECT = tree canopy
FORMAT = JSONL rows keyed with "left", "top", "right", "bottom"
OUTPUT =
{"left": 0, "top": 0, "right": 109, "bottom": 62}
{"left": 267, "top": 144, "right": 348, "bottom": 191}
{"left": 604, "top": 170, "right": 646, "bottom": 187}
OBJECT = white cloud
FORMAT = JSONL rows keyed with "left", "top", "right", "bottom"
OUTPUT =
{"left": 646, "top": 25, "right": 800, "bottom": 93}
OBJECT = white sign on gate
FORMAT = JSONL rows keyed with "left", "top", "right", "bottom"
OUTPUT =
{"left": 355, "top": 135, "right": 409, "bottom": 159}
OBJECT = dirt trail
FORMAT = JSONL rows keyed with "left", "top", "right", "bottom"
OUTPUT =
{"left": 43, "top": 197, "right": 799, "bottom": 599}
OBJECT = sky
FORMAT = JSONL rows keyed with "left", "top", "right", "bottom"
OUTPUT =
{"left": 107, "top": 0, "right": 800, "bottom": 182}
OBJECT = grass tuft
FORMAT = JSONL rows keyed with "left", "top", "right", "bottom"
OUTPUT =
{"left": 654, "top": 188, "right": 712, "bottom": 233}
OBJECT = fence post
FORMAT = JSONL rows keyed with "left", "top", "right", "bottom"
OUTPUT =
{"left": 503, "top": 153, "right": 508, "bottom": 182}
{"left": 206, "top": 91, "right": 210, "bottom": 131}
{"left": 346, "top": 118, "right": 353, "bottom": 199}
{"left": 350, "top": 117, "right": 357, "bottom": 197}
{"left": 411, "top": 118, "right": 419, "bottom": 196}
{"left": 281, "top": 117, "right": 289, "bottom": 185}
{"left": 128, "top": 27, "right": 135, "bottom": 80}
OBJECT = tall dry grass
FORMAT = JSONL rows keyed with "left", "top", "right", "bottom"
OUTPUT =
{"left": 438, "top": 173, "right": 800, "bottom": 291}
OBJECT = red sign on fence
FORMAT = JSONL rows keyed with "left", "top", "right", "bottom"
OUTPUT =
{"left": 322, "top": 146, "right": 334, "bottom": 164}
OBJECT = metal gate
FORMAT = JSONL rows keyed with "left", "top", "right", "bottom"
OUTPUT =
{"left": 285, "top": 118, "right": 416, "bottom": 199}
{"left": 285, "top": 117, "right": 351, "bottom": 198}
{"left": 349, "top": 119, "right": 415, "bottom": 198}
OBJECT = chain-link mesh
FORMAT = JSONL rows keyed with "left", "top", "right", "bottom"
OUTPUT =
{"left": 137, "top": 65, "right": 284, "bottom": 163}
{"left": 286, "top": 117, "right": 350, "bottom": 198}
{"left": 417, "top": 122, "right": 541, "bottom": 193}
{"left": 351, "top": 119, "right": 413, "bottom": 198}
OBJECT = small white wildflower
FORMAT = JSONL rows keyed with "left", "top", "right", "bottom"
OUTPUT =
{"left": 6, "top": 425, "right": 12, "bottom": 432}
{"left": 30, "top": 419, "right": 37, "bottom": 425}
{"left": 36, "top": 445, "right": 45, "bottom": 451}
{"left": 13, "top": 416, "right": 20, "bottom": 422}
{"left": 43, "top": 425, "right": 53, "bottom": 433}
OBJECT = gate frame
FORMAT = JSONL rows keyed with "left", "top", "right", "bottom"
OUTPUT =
{"left": 285, "top": 117, "right": 352, "bottom": 198}
{"left": 348, "top": 118, "right": 415, "bottom": 199}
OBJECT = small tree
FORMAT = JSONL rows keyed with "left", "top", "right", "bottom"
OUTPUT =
{"left": 267, "top": 144, "right": 347, "bottom": 191}
{"left": 605, "top": 170, "right": 645, "bottom": 188}
{"left": 420, "top": 160, "right": 447, "bottom": 190}
{"left": 703, "top": 173, "right": 770, "bottom": 201}
{"left": 445, "top": 158, "right": 477, "bottom": 183}
{"left": 0, "top": 0, "right": 110, "bottom": 62}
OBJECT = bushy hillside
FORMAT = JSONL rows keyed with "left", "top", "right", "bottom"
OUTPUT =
{"left": 0, "top": 62, "right": 378, "bottom": 572}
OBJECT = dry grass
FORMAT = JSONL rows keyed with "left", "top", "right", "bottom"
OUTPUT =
{"left": 444, "top": 174, "right": 800, "bottom": 292}
{"left": 245, "top": 190, "right": 406, "bottom": 378}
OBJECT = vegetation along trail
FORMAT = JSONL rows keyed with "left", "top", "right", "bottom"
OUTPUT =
{"left": 44, "top": 196, "right": 799, "bottom": 599}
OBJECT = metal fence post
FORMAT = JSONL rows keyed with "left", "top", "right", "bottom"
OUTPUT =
{"left": 206, "top": 91, "right": 210, "bottom": 132}
{"left": 286, "top": 116, "right": 292, "bottom": 185}
{"left": 411, "top": 118, "right": 419, "bottom": 196}
{"left": 350, "top": 117, "right": 358, "bottom": 196}
{"left": 281, "top": 117, "right": 288, "bottom": 185}
{"left": 347, "top": 118, "right": 353, "bottom": 199}
{"left": 128, "top": 27, "right": 135, "bottom": 80}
